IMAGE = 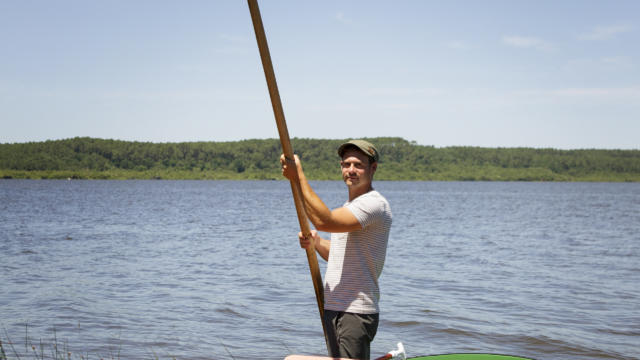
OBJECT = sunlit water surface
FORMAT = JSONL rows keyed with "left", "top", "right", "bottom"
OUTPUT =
{"left": 1, "top": 180, "right": 638, "bottom": 359}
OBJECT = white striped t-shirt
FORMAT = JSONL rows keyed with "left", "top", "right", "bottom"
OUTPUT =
{"left": 324, "top": 190, "right": 392, "bottom": 314}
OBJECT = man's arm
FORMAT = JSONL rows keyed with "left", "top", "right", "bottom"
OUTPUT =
{"left": 281, "top": 154, "right": 362, "bottom": 233}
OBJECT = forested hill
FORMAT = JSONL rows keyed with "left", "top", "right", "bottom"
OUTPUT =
{"left": 1, "top": 137, "right": 639, "bottom": 181}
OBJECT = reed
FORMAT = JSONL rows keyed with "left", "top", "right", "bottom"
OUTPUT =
{"left": 0, "top": 326, "right": 175, "bottom": 360}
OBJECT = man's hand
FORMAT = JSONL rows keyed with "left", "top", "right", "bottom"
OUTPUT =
{"left": 280, "top": 154, "right": 302, "bottom": 181}
{"left": 299, "top": 230, "right": 330, "bottom": 261}
{"left": 298, "top": 230, "right": 319, "bottom": 250}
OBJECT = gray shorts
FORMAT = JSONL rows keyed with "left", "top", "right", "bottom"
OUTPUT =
{"left": 323, "top": 310, "right": 379, "bottom": 360}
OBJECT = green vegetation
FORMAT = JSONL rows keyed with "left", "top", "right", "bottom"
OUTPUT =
{"left": 0, "top": 327, "right": 175, "bottom": 360}
{"left": 1, "top": 137, "right": 639, "bottom": 181}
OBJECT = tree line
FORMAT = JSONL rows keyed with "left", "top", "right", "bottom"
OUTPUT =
{"left": 1, "top": 137, "right": 639, "bottom": 181}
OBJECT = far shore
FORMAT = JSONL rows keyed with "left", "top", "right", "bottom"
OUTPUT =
{"left": 2, "top": 169, "right": 638, "bottom": 182}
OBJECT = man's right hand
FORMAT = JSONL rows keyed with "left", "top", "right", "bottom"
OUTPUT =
{"left": 280, "top": 154, "right": 301, "bottom": 181}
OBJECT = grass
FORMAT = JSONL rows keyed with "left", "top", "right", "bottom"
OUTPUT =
{"left": 1, "top": 327, "right": 76, "bottom": 360}
{"left": 0, "top": 326, "right": 176, "bottom": 360}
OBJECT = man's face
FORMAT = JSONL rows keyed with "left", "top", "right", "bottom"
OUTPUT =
{"left": 340, "top": 149, "right": 377, "bottom": 189}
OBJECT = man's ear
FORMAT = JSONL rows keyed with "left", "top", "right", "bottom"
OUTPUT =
{"left": 371, "top": 162, "right": 377, "bottom": 174}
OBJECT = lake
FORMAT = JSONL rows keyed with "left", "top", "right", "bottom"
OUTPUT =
{"left": 1, "top": 180, "right": 638, "bottom": 360}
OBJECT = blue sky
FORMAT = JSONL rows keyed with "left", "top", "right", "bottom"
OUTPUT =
{"left": 1, "top": 0, "right": 638, "bottom": 149}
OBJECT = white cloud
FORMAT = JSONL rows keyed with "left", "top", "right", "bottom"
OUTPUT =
{"left": 601, "top": 56, "right": 633, "bottom": 66}
{"left": 367, "top": 87, "right": 445, "bottom": 97}
{"left": 502, "top": 35, "right": 552, "bottom": 50}
{"left": 579, "top": 24, "right": 633, "bottom": 40}
{"left": 218, "top": 33, "right": 249, "bottom": 43}
{"left": 447, "top": 41, "right": 470, "bottom": 50}
{"left": 335, "top": 11, "right": 353, "bottom": 25}
{"left": 567, "top": 56, "right": 634, "bottom": 68}
{"left": 512, "top": 87, "right": 640, "bottom": 103}
{"left": 215, "top": 33, "right": 251, "bottom": 54}
{"left": 550, "top": 87, "right": 640, "bottom": 99}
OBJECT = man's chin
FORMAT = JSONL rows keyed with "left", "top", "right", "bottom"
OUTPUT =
{"left": 344, "top": 179, "right": 360, "bottom": 187}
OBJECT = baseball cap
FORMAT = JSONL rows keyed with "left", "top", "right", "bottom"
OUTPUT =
{"left": 337, "top": 139, "right": 379, "bottom": 162}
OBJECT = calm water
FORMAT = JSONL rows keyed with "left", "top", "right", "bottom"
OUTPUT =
{"left": 1, "top": 180, "right": 638, "bottom": 360}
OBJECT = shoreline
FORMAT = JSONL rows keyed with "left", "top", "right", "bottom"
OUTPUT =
{"left": 1, "top": 170, "right": 638, "bottom": 182}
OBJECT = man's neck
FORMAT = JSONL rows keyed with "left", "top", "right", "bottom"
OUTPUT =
{"left": 348, "top": 184, "right": 373, "bottom": 202}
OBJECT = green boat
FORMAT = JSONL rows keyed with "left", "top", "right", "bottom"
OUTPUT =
{"left": 285, "top": 354, "right": 532, "bottom": 360}
{"left": 285, "top": 342, "right": 534, "bottom": 360}
{"left": 409, "top": 355, "right": 532, "bottom": 360}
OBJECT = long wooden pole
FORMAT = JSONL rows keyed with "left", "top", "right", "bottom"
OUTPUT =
{"left": 247, "top": 0, "right": 328, "bottom": 346}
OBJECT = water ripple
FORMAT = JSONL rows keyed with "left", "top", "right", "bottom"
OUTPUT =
{"left": 1, "top": 180, "right": 638, "bottom": 360}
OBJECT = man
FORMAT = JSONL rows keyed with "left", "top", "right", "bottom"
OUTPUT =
{"left": 280, "top": 139, "right": 392, "bottom": 360}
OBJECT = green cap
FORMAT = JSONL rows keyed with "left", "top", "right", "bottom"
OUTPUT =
{"left": 337, "top": 139, "right": 379, "bottom": 162}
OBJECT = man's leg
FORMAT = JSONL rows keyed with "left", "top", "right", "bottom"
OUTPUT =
{"left": 324, "top": 310, "right": 379, "bottom": 360}
{"left": 323, "top": 310, "right": 343, "bottom": 358}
